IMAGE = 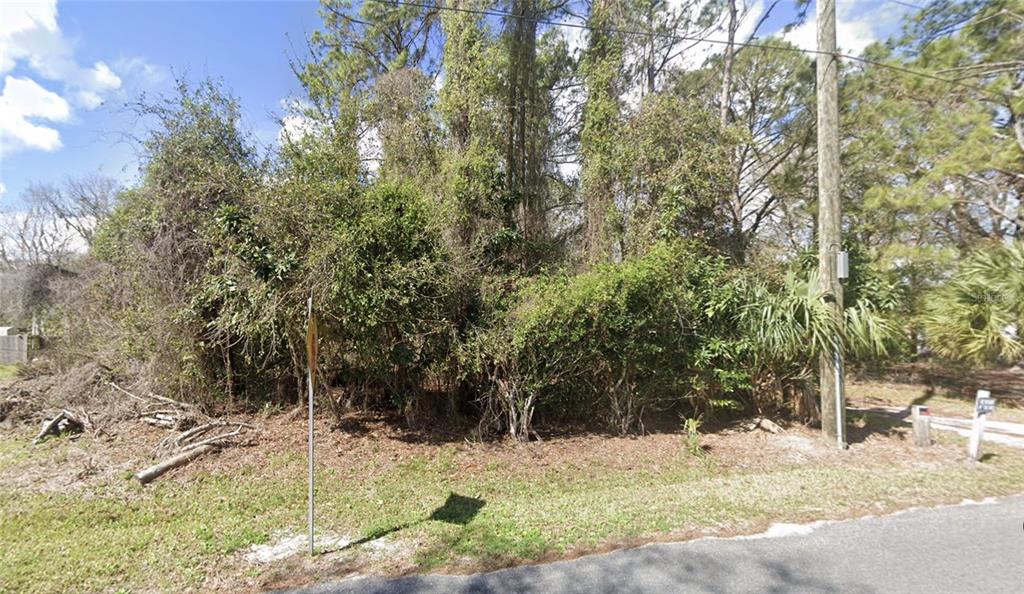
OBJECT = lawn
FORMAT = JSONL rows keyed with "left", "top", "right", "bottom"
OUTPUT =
{"left": 2, "top": 397, "right": 1023, "bottom": 593}
{"left": 0, "top": 365, "right": 18, "bottom": 381}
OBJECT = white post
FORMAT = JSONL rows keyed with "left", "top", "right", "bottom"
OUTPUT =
{"left": 307, "top": 295, "right": 315, "bottom": 555}
{"left": 968, "top": 389, "right": 994, "bottom": 461}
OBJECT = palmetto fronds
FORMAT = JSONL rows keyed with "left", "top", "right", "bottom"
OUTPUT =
{"left": 922, "top": 242, "right": 1024, "bottom": 365}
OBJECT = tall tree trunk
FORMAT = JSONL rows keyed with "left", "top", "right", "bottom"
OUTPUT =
{"left": 720, "top": 0, "right": 744, "bottom": 260}
{"left": 581, "top": 0, "right": 622, "bottom": 265}
{"left": 507, "top": 0, "right": 546, "bottom": 267}
{"left": 719, "top": 0, "right": 738, "bottom": 126}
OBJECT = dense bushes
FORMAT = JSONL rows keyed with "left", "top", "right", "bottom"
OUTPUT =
{"left": 82, "top": 85, "right": 465, "bottom": 412}
{"left": 43, "top": 80, "right": 919, "bottom": 437}
{"left": 468, "top": 243, "right": 726, "bottom": 436}
{"left": 465, "top": 243, "right": 907, "bottom": 438}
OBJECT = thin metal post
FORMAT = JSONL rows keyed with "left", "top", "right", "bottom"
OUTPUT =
{"left": 307, "top": 295, "right": 315, "bottom": 556}
{"left": 834, "top": 340, "right": 844, "bottom": 448}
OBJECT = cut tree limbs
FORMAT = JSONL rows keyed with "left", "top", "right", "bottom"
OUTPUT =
{"left": 135, "top": 420, "right": 256, "bottom": 485}
{"left": 111, "top": 381, "right": 200, "bottom": 429}
{"left": 110, "top": 382, "right": 257, "bottom": 484}
{"left": 32, "top": 409, "right": 91, "bottom": 444}
{"left": 134, "top": 445, "right": 217, "bottom": 485}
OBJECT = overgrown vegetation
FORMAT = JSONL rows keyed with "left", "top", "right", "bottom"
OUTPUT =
{"left": 1, "top": 0, "right": 1021, "bottom": 439}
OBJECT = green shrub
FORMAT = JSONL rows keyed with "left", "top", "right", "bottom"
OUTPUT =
{"left": 471, "top": 242, "right": 751, "bottom": 437}
{"left": 922, "top": 242, "right": 1024, "bottom": 365}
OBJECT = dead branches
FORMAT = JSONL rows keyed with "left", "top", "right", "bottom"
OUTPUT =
{"left": 33, "top": 409, "right": 87, "bottom": 444}
{"left": 111, "top": 381, "right": 199, "bottom": 429}
{"left": 157, "top": 420, "right": 255, "bottom": 453}
{"left": 0, "top": 397, "right": 28, "bottom": 422}
{"left": 134, "top": 420, "right": 256, "bottom": 485}
{"left": 110, "top": 382, "right": 257, "bottom": 485}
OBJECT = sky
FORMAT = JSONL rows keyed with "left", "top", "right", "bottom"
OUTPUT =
{"left": 0, "top": 0, "right": 916, "bottom": 208}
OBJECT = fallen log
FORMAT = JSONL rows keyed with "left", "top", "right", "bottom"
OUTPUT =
{"left": 134, "top": 444, "right": 217, "bottom": 485}
{"left": 141, "top": 416, "right": 176, "bottom": 428}
{"left": 33, "top": 409, "right": 84, "bottom": 444}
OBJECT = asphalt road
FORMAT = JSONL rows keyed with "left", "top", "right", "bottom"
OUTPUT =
{"left": 288, "top": 495, "right": 1024, "bottom": 594}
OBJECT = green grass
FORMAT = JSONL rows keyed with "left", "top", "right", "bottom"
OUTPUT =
{"left": 3, "top": 432, "right": 1024, "bottom": 593}
{"left": 0, "top": 365, "right": 18, "bottom": 380}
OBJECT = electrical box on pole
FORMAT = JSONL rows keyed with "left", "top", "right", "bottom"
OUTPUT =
{"left": 836, "top": 251, "right": 849, "bottom": 280}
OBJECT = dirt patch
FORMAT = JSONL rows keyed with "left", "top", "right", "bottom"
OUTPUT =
{"left": 0, "top": 404, "right": 949, "bottom": 501}
{"left": 0, "top": 420, "right": 169, "bottom": 497}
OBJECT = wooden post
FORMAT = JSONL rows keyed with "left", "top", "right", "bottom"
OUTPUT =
{"left": 817, "top": 0, "right": 845, "bottom": 448}
{"left": 968, "top": 389, "right": 995, "bottom": 461}
{"left": 911, "top": 405, "right": 931, "bottom": 447}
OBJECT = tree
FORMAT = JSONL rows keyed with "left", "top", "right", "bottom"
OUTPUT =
{"left": 438, "top": 1, "right": 508, "bottom": 258}
{"left": 841, "top": 0, "right": 1023, "bottom": 275}
{"left": 23, "top": 174, "right": 119, "bottom": 248}
{"left": 505, "top": 0, "right": 548, "bottom": 260}
{"left": 580, "top": 0, "right": 625, "bottom": 264}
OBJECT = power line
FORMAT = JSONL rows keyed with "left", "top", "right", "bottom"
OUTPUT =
{"left": 838, "top": 0, "right": 927, "bottom": 8}
{"left": 371, "top": 0, "right": 832, "bottom": 57}
{"left": 365, "top": 0, "right": 1009, "bottom": 102}
{"left": 880, "top": 0, "right": 927, "bottom": 10}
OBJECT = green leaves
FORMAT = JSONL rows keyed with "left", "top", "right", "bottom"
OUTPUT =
{"left": 922, "top": 241, "right": 1024, "bottom": 365}
{"left": 741, "top": 271, "right": 838, "bottom": 363}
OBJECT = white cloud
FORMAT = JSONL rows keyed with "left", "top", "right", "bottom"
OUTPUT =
{"left": 114, "top": 56, "right": 166, "bottom": 87}
{"left": 75, "top": 89, "right": 102, "bottom": 109}
{"left": 0, "top": 75, "right": 70, "bottom": 154}
{"left": 89, "top": 61, "right": 120, "bottom": 89}
{"left": 782, "top": 2, "right": 904, "bottom": 56}
{"left": 0, "top": 182, "right": 7, "bottom": 197}
{"left": 0, "top": 1, "right": 59, "bottom": 74}
{"left": 0, "top": 0, "right": 157, "bottom": 156}
{"left": 277, "top": 99, "right": 320, "bottom": 146}
{"left": 278, "top": 113, "right": 317, "bottom": 145}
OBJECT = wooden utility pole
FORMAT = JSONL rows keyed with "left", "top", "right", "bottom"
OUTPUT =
{"left": 817, "top": 0, "right": 846, "bottom": 448}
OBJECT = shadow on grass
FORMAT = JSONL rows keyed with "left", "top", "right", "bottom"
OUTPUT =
{"left": 910, "top": 385, "right": 937, "bottom": 409}
{"left": 319, "top": 492, "right": 486, "bottom": 555}
{"left": 429, "top": 493, "right": 486, "bottom": 525}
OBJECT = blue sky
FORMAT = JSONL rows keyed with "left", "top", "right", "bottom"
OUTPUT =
{"left": 0, "top": 0, "right": 322, "bottom": 204}
{"left": 0, "top": 1, "right": 913, "bottom": 207}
